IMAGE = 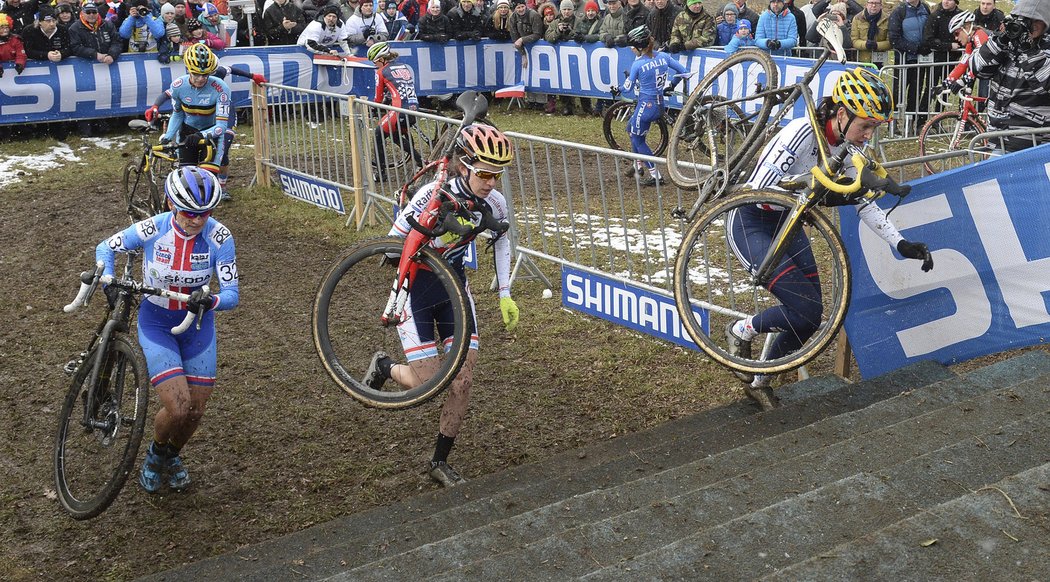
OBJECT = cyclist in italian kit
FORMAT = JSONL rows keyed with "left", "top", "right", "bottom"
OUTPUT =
{"left": 95, "top": 166, "right": 239, "bottom": 493}
{"left": 617, "top": 24, "right": 688, "bottom": 186}
{"left": 726, "top": 68, "right": 934, "bottom": 410}
{"left": 363, "top": 124, "right": 520, "bottom": 488}
{"left": 160, "top": 44, "right": 235, "bottom": 199}
{"left": 937, "top": 10, "right": 989, "bottom": 99}
{"left": 368, "top": 40, "right": 425, "bottom": 181}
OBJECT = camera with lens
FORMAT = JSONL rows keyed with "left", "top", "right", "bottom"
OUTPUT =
{"left": 998, "top": 14, "right": 1034, "bottom": 51}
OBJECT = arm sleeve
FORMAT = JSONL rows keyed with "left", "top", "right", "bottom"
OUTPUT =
{"left": 147, "top": 15, "right": 167, "bottom": 40}
{"left": 779, "top": 15, "right": 798, "bottom": 49}
{"left": 856, "top": 202, "right": 904, "bottom": 247}
{"left": 210, "top": 230, "right": 240, "bottom": 311}
{"left": 118, "top": 16, "right": 135, "bottom": 39}
{"left": 95, "top": 222, "right": 148, "bottom": 277}
{"left": 494, "top": 234, "right": 512, "bottom": 298}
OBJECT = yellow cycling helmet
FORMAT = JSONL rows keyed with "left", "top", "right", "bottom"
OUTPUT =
{"left": 456, "top": 124, "right": 514, "bottom": 167}
{"left": 185, "top": 43, "right": 218, "bottom": 76}
{"left": 832, "top": 67, "right": 894, "bottom": 122}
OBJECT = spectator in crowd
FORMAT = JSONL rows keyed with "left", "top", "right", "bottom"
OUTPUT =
{"left": 969, "top": 0, "right": 1050, "bottom": 151}
{"left": 2, "top": 0, "right": 39, "bottom": 35}
{"left": 345, "top": 0, "right": 388, "bottom": 46}
{"left": 807, "top": 1, "right": 844, "bottom": 46}
{"left": 669, "top": 0, "right": 715, "bottom": 52}
{"left": 302, "top": 0, "right": 336, "bottom": 22}
{"left": 381, "top": 0, "right": 411, "bottom": 40}
{"left": 160, "top": 2, "right": 177, "bottom": 25}
{"left": 724, "top": 15, "right": 754, "bottom": 53}
{"left": 0, "top": 13, "right": 27, "bottom": 75}
{"left": 715, "top": 3, "right": 738, "bottom": 46}
{"left": 728, "top": 0, "right": 758, "bottom": 32}
{"left": 546, "top": 0, "right": 580, "bottom": 115}
{"left": 417, "top": 0, "right": 451, "bottom": 41}
{"left": 56, "top": 4, "right": 78, "bottom": 29}
{"left": 599, "top": 0, "right": 626, "bottom": 47}
{"left": 923, "top": 0, "right": 961, "bottom": 60}
{"left": 487, "top": 0, "right": 513, "bottom": 41}
{"left": 173, "top": 0, "right": 191, "bottom": 35}
{"left": 199, "top": 2, "right": 224, "bottom": 38}
{"left": 851, "top": 0, "right": 888, "bottom": 67}
{"left": 262, "top": 0, "right": 306, "bottom": 45}
{"left": 120, "top": 0, "right": 166, "bottom": 52}
{"left": 448, "top": 0, "right": 483, "bottom": 39}
{"left": 69, "top": 1, "right": 123, "bottom": 63}
{"left": 782, "top": 0, "right": 806, "bottom": 47}
{"left": 186, "top": 15, "right": 224, "bottom": 47}
{"left": 510, "top": 0, "right": 542, "bottom": 50}
{"left": 622, "top": 0, "right": 649, "bottom": 32}
{"left": 812, "top": 0, "right": 863, "bottom": 23}
{"left": 646, "top": 0, "right": 679, "bottom": 51}
{"left": 101, "top": 0, "right": 130, "bottom": 29}
{"left": 338, "top": 0, "right": 359, "bottom": 22}
{"left": 756, "top": 0, "right": 797, "bottom": 56}
{"left": 573, "top": 0, "right": 601, "bottom": 42}
{"left": 23, "top": 6, "right": 74, "bottom": 61}
{"left": 298, "top": 4, "right": 349, "bottom": 53}
{"left": 157, "top": 20, "right": 183, "bottom": 61}
{"left": 974, "top": 0, "right": 1003, "bottom": 34}
{"left": 888, "top": 0, "right": 931, "bottom": 130}
{"left": 399, "top": 0, "right": 425, "bottom": 30}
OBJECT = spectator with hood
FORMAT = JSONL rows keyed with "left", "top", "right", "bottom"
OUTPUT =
{"left": 669, "top": 0, "right": 715, "bottom": 52}
{"left": 345, "top": 0, "right": 388, "bottom": 46}
{"left": 715, "top": 2, "right": 739, "bottom": 46}
{"left": 851, "top": 0, "right": 889, "bottom": 67}
{"left": 262, "top": 0, "right": 306, "bottom": 45}
{"left": 756, "top": 0, "right": 797, "bottom": 56}
{"left": 0, "top": 14, "right": 27, "bottom": 75}
{"left": 23, "top": 6, "right": 74, "bottom": 61}
{"left": 298, "top": 4, "right": 349, "bottom": 53}
{"left": 417, "top": 0, "right": 451, "bottom": 41}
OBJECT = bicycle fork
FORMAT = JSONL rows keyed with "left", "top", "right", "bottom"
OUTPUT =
{"left": 380, "top": 267, "right": 414, "bottom": 327}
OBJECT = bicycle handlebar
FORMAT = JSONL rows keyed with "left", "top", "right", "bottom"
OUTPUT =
{"left": 811, "top": 152, "right": 910, "bottom": 198}
{"left": 404, "top": 194, "right": 509, "bottom": 240}
{"left": 64, "top": 261, "right": 208, "bottom": 335}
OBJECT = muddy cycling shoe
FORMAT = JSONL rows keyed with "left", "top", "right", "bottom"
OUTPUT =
{"left": 167, "top": 455, "right": 192, "bottom": 491}
{"left": 638, "top": 174, "right": 666, "bottom": 187}
{"left": 622, "top": 164, "right": 640, "bottom": 178}
{"left": 724, "top": 322, "right": 754, "bottom": 384}
{"left": 429, "top": 460, "right": 467, "bottom": 487}
{"left": 363, "top": 351, "right": 390, "bottom": 390}
{"left": 139, "top": 446, "right": 164, "bottom": 493}
{"left": 743, "top": 384, "right": 780, "bottom": 411}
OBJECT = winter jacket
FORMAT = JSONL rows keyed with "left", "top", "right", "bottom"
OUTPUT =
{"left": 68, "top": 16, "right": 123, "bottom": 60}
{"left": 922, "top": 4, "right": 959, "bottom": 59}
{"left": 598, "top": 7, "right": 625, "bottom": 46}
{"left": 0, "top": 34, "right": 27, "bottom": 69}
{"left": 969, "top": 35, "right": 1050, "bottom": 150}
{"left": 1, "top": 0, "right": 39, "bottom": 35}
{"left": 755, "top": 8, "right": 797, "bottom": 56}
{"left": 622, "top": 1, "right": 649, "bottom": 33}
{"left": 783, "top": 1, "right": 806, "bottom": 47}
{"left": 545, "top": 13, "right": 575, "bottom": 42}
{"left": 715, "top": 20, "right": 736, "bottom": 46}
{"left": 416, "top": 13, "right": 451, "bottom": 42}
{"left": 399, "top": 0, "right": 424, "bottom": 27}
{"left": 22, "top": 25, "right": 73, "bottom": 60}
{"left": 573, "top": 13, "right": 602, "bottom": 43}
{"left": 302, "top": 0, "right": 338, "bottom": 23}
{"left": 344, "top": 8, "right": 388, "bottom": 44}
{"left": 670, "top": 6, "right": 715, "bottom": 51}
{"left": 119, "top": 13, "right": 166, "bottom": 52}
{"left": 725, "top": 30, "right": 755, "bottom": 54}
{"left": 448, "top": 5, "right": 484, "bottom": 40}
{"left": 850, "top": 10, "right": 889, "bottom": 63}
{"left": 383, "top": 11, "right": 411, "bottom": 40}
{"left": 888, "top": 0, "right": 929, "bottom": 61}
{"left": 646, "top": 2, "right": 679, "bottom": 49}
{"left": 973, "top": 7, "right": 1003, "bottom": 35}
{"left": 262, "top": 0, "right": 307, "bottom": 45}
{"left": 509, "top": 8, "right": 543, "bottom": 44}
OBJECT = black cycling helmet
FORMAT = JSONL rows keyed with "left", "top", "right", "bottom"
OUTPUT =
{"left": 627, "top": 24, "right": 652, "bottom": 49}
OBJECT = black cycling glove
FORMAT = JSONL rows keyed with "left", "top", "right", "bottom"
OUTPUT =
{"left": 897, "top": 240, "right": 934, "bottom": 272}
{"left": 187, "top": 288, "right": 215, "bottom": 313}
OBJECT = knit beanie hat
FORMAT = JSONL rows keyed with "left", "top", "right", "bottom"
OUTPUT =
{"left": 584, "top": 0, "right": 598, "bottom": 11}
{"left": 166, "top": 21, "right": 181, "bottom": 38}
{"left": 559, "top": 0, "right": 574, "bottom": 10}
{"left": 722, "top": 2, "right": 738, "bottom": 15}
{"left": 160, "top": 2, "right": 176, "bottom": 14}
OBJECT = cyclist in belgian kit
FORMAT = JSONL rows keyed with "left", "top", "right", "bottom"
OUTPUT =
{"left": 617, "top": 24, "right": 688, "bottom": 186}
{"left": 368, "top": 40, "right": 424, "bottom": 180}
{"left": 726, "top": 68, "right": 934, "bottom": 410}
{"left": 96, "top": 166, "right": 239, "bottom": 492}
{"left": 363, "top": 124, "right": 520, "bottom": 487}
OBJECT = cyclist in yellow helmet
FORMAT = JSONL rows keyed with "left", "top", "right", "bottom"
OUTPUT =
{"left": 723, "top": 67, "right": 934, "bottom": 410}
{"left": 160, "top": 44, "right": 235, "bottom": 199}
{"left": 364, "top": 124, "right": 519, "bottom": 488}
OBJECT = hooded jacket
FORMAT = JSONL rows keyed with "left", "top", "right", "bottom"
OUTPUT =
{"left": 755, "top": 6, "right": 797, "bottom": 55}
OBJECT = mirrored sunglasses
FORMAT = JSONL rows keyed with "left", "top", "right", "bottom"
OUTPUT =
{"left": 179, "top": 209, "right": 212, "bottom": 219}
{"left": 461, "top": 160, "right": 504, "bottom": 181}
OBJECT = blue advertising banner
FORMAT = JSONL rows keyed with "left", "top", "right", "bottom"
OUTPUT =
{"left": 561, "top": 266, "right": 706, "bottom": 350}
{"left": 1, "top": 42, "right": 852, "bottom": 125}
{"left": 839, "top": 145, "right": 1050, "bottom": 378}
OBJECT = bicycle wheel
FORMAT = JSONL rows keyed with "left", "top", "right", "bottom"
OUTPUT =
{"left": 918, "top": 111, "right": 987, "bottom": 174}
{"left": 54, "top": 335, "right": 149, "bottom": 520}
{"left": 312, "top": 237, "right": 471, "bottom": 409}
{"left": 602, "top": 100, "right": 670, "bottom": 156}
{"left": 667, "top": 50, "right": 777, "bottom": 191}
{"left": 673, "top": 190, "right": 851, "bottom": 376}
{"left": 122, "top": 160, "right": 157, "bottom": 223}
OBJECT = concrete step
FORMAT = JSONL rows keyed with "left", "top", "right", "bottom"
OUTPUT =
{"left": 353, "top": 353, "right": 1050, "bottom": 581}
{"left": 763, "top": 462, "right": 1050, "bottom": 581}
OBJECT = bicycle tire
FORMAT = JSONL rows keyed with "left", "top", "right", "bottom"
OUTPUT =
{"left": 54, "top": 335, "right": 149, "bottom": 520}
{"left": 312, "top": 237, "right": 471, "bottom": 409}
{"left": 122, "top": 161, "right": 156, "bottom": 223}
{"left": 667, "top": 50, "right": 777, "bottom": 191}
{"left": 673, "top": 190, "right": 851, "bottom": 376}
{"left": 601, "top": 100, "right": 670, "bottom": 156}
{"left": 918, "top": 110, "right": 987, "bottom": 174}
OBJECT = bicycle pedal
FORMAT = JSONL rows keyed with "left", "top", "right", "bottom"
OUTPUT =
{"left": 671, "top": 207, "right": 687, "bottom": 220}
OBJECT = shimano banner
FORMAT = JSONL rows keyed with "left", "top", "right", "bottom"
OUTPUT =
{"left": 1, "top": 42, "right": 852, "bottom": 125}
{"left": 840, "top": 145, "right": 1050, "bottom": 379}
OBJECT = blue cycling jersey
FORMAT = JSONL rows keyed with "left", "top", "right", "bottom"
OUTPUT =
{"left": 96, "top": 213, "right": 240, "bottom": 311}
{"left": 624, "top": 51, "right": 688, "bottom": 101}
{"left": 163, "top": 74, "right": 232, "bottom": 160}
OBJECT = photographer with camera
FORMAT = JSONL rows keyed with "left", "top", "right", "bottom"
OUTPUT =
{"left": 119, "top": 0, "right": 166, "bottom": 52}
{"left": 968, "top": 0, "right": 1050, "bottom": 152}
{"left": 345, "top": 0, "right": 388, "bottom": 47}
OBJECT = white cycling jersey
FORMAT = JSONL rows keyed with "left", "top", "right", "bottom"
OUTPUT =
{"left": 744, "top": 116, "right": 905, "bottom": 248}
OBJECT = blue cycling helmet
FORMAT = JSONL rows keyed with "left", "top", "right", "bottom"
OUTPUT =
{"left": 165, "top": 166, "right": 221, "bottom": 213}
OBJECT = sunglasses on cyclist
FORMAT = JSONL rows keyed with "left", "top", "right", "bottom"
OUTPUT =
{"left": 179, "top": 209, "right": 212, "bottom": 219}
{"left": 460, "top": 159, "right": 505, "bottom": 181}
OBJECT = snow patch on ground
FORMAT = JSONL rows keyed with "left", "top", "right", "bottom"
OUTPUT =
{"left": 0, "top": 143, "right": 82, "bottom": 188}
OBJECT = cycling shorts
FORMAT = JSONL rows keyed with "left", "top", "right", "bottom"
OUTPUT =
{"left": 137, "top": 300, "right": 217, "bottom": 388}
{"left": 397, "top": 268, "right": 478, "bottom": 362}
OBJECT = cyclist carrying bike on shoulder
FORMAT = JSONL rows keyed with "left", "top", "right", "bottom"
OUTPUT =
{"left": 368, "top": 40, "right": 424, "bottom": 181}
{"left": 613, "top": 24, "right": 687, "bottom": 186}
{"left": 937, "top": 11, "right": 989, "bottom": 100}
{"left": 96, "top": 166, "right": 240, "bottom": 493}
{"left": 363, "top": 124, "right": 520, "bottom": 487}
{"left": 726, "top": 68, "right": 934, "bottom": 410}
{"left": 160, "top": 44, "right": 235, "bottom": 200}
